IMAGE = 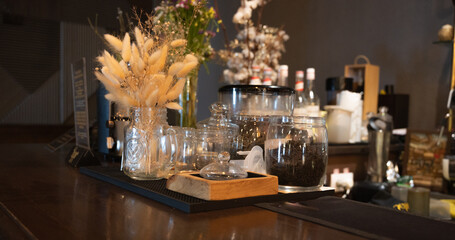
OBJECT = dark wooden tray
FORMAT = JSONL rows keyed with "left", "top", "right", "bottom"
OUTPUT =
{"left": 80, "top": 165, "right": 334, "bottom": 213}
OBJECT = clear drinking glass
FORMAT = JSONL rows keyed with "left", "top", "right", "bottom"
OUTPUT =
{"left": 174, "top": 127, "right": 197, "bottom": 173}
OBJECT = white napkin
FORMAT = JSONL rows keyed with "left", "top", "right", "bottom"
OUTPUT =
{"left": 337, "top": 90, "right": 363, "bottom": 143}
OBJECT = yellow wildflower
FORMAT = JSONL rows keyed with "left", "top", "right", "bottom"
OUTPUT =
{"left": 209, "top": 7, "right": 215, "bottom": 18}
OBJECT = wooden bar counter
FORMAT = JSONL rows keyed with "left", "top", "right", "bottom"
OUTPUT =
{"left": 0, "top": 143, "right": 365, "bottom": 240}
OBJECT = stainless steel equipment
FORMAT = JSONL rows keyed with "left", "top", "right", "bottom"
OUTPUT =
{"left": 367, "top": 106, "right": 393, "bottom": 183}
{"left": 106, "top": 103, "right": 129, "bottom": 158}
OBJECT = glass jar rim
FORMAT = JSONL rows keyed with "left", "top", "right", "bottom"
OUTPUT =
{"left": 270, "top": 115, "right": 326, "bottom": 125}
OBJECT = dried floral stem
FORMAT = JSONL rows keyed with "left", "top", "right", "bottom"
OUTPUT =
{"left": 214, "top": 0, "right": 231, "bottom": 50}
{"left": 256, "top": 3, "right": 264, "bottom": 28}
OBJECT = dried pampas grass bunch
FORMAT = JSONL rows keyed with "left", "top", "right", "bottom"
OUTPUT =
{"left": 95, "top": 23, "right": 198, "bottom": 111}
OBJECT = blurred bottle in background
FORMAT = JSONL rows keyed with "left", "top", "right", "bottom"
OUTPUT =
{"left": 277, "top": 65, "right": 288, "bottom": 87}
{"left": 293, "top": 70, "right": 306, "bottom": 116}
{"left": 262, "top": 67, "right": 273, "bottom": 86}
{"left": 303, "top": 68, "right": 320, "bottom": 117}
{"left": 249, "top": 65, "right": 262, "bottom": 85}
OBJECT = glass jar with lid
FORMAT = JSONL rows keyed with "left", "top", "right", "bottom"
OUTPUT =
{"left": 218, "top": 85, "right": 295, "bottom": 160}
{"left": 196, "top": 103, "right": 239, "bottom": 169}
{"left": 265, "top": 116, "right": 328, "bottom": 192}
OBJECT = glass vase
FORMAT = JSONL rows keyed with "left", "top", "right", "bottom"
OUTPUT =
{"left": 122, "top": 107, "right": 178, "bottom": 180}
{"left": 177, "top": 68, "right": 199, "bottom": 128}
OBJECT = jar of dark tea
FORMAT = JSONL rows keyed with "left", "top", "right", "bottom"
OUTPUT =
{"left": 265, "top": 116, "right": 328, "bottom": 192}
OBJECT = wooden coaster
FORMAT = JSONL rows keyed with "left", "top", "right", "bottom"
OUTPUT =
{"left": 166, "top": 172, "right": 278, "bottom": 201}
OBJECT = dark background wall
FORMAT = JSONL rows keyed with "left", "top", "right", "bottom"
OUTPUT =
{"left": 258, "top": 0, "right": 454, "bottom": 130}
{"left": 0, "top": 0, "right": 453, "bottom": 131}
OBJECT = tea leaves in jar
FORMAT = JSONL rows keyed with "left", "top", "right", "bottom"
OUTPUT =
{"left": 268, "top": 140, "right": 327, "bottom": 187}
{"left": 230, "top": 116, "right": 270, "bottom": 160}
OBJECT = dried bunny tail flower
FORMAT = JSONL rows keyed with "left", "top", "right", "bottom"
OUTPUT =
{"left": 104, "top": 34, "right": 122, "bottom": 52}
{"left": 168, "top": 62, "right": 185, "bottom": 76}
{"left": 152, "top": 73, "right": 166, "bottom": 84}
{"left": 155, "top": 45, "right": 168, "bottom": 73}
{"left": 142, "top": 51, "right": 149, "bottom": 65}
{"left": 134, "top": 27, "right": 144, "bottom": 49}
{"left": 183, "top": 54, "right": 198, "bottom": 63}
{"left": 122, "top": 33, "right": 131, "bottom": 62}
{"left": 140, "top": 75, "right": 158, "bottom": 98}
{"left": 118, "top": 93, "right": 139, "bottom": 108}
{"left": 131, "top": 43, "right": 141, "bottom": 61}
{"left": 103, "top": 50, "right": 125, "bottom": 79}
{"left": 145, "top": 88, "right": 159, "bottom": 107}
{"left": 141, "top": 80, "right": 155, "bottom": 99}
{"left": 144, "top": 39, "right": 154, "bottom": 52}
{"left": 148, "top": 49, "right": 161, "bottom": 66}
{"left": 136, "top": 57, "right": 145, "bottom": 75}
{"left": 130, "top": 43, "right": 145, "bottom": 76}
{"left": 95, "top": 71, "right": 136, "bottom": 107}
{"left": 170, "top": 39, "right": 187, "bottom": 48}
{"left": 105, "top": 93, "right": 117, "bottom": 102}
{"left": 96, "top": 56, "right": 105, "bottom": 65}
{"left": 95, "top": 71, "right": 119, "bottom": 91}
{"left": 119, "top": 60, "right": 129, "bottom": 75}
{"left": 165, "top": 102, "right": 182, "bottom": 110}
{"left": 176, "top": 61, "right": 198, "bottom": 78}
{"left": 157, "top": 75, "right": 174, "bottom": 105}
{"left": 166, "top": 78, "right": 186, "bottom": 101}
{"left": 101, "top": 67, "right": 121, "bottom": 86}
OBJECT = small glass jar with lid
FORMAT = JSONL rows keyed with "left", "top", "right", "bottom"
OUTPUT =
{"left": 265, "top": 116, "right": 328, "bottom": 192}
{"left": 196, "top": 103, "right": 239, "bottom": 169}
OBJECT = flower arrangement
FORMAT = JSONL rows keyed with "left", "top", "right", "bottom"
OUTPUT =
{"left": 151, "top": 0, "right": 221, "bottom": 127}
{"left": 218, "top": 0, "right": 289, "bottom": 84}
{"left": 94, "top": 21, "right": 198, "bottom": 110}
{"left": 154, "top": 0, "right": 220, "bottom": 66}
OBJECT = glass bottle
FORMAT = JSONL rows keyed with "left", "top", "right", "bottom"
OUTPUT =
{"left": 293, "top": 70, "right": 306, "bottom": 116}
{"left": 277, "top": 65, "right": 288, "bottom": 87}
{"left": 249, "top": 66, "right": 262, "bottom": 85}
{"left": 262, "top": 67, "right": 273, "bottom": 86}
{"left": 122, "top": 107, "right": 178, "bottom": 180}
{"left": 303, "top": 68, "right": 320, "bottom": 117}
{"left": 265, "top": 116, "right": 328, "bottom": 192}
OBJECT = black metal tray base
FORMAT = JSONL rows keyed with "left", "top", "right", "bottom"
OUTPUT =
{"left": 80, "top": 165, "right": 334, "bottom": 213}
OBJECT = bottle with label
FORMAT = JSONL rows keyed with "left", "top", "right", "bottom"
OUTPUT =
{"left": 303, "top": 68, "right": 320, "bottom": 117}
{"left": 277, "top": 65, "right": 288, "bottom": 87}
{"left": 249, "top": 66, "right": 262, "bottom": 85}
{"left": 262, "top": 67, "right": 273, "bottom": 86}
{"left": 293, "top": 70, "right": 306, "bottom": 116}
